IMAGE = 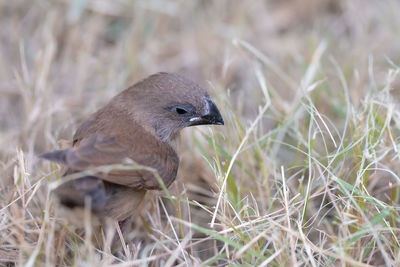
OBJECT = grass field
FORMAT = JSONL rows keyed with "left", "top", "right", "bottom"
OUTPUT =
{"left": 1, "top": 0, "right": 400, "bottom": 266}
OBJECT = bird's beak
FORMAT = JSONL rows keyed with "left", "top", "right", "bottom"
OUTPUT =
{"left": 188, "top": 98, "right": 224, "bottom": 126}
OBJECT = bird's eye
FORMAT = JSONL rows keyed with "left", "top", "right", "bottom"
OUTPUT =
{"left": 174, "top": 107, "right": 188, "bottom": 115}
{"left": 166, "top": 105, "right": 193, "bottom": 115}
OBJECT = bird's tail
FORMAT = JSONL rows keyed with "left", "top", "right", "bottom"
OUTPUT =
{"left": 39, "top": 150, "right": 68, "bottom": 164}
{"left": 40, "top": 149, "right": 107, "bottom": 212}
{"left": 54, "top": 175, "right": 107, "bottom": 212}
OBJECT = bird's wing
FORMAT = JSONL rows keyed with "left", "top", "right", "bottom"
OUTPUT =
{"left": 41, "top": 134, "right": 178, "bottom": 190}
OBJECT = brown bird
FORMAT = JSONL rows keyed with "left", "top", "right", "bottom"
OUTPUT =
{"left": 41, "top": 72, "right": 224, "bottom": 225}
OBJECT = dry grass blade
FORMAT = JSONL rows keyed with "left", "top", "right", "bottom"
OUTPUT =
{"left": 1, "top": 0, "right": 400, "bottom": 265}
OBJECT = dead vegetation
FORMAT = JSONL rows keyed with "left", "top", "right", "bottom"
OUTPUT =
{"left": 1, "top": 0, "right": 400, "bottom": 266}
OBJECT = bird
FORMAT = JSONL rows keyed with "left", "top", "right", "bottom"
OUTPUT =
{"left": 40, "top": 72, "right": 224, "bottom": 226}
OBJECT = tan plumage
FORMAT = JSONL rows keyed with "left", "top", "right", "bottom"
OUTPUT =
{"left": 41, "top": 72, "right": 224, "bottom": 223}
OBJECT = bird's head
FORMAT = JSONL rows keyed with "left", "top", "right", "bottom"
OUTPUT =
{"left": 119, "top": 72, "right": 224, "bottom": 142}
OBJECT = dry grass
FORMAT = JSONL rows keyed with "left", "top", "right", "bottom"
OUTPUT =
{"left": 1, "top": 0, "right": 400, "bottom": 266}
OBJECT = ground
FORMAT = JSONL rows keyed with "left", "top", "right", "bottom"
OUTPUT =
{"left": 1, "top": 0, "right": 400, "bottom": 266}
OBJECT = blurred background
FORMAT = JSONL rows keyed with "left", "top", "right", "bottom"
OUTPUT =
{"left": 2, "top": 0, "right": 399, "bottom": 157}
{"left": 2, "top": 0, "right": 399, "bottom": 185}
{"left": 1, "top": 0, "right": 400, "bottom": 265}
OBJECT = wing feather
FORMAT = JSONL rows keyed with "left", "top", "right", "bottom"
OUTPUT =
{"left": 48, "top": 134, "right": 178, "bottom": 190}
